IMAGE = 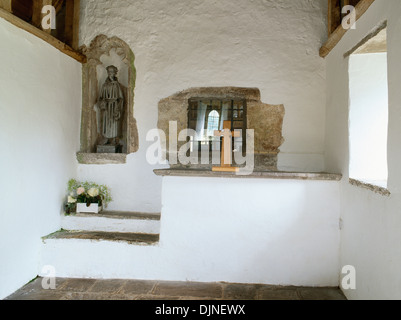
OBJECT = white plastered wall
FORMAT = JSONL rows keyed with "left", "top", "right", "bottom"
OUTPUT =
{"left": 0, "top": 18, "right": 82, "bottom": 299}
{"left": 324, "top": 0, "right": 401, "bottom": 300}
{"left": 77, "top": 0, "right": 329, "bottom": 213}
{"left": 40, "top": 177, "right": 341, "bottom": 287}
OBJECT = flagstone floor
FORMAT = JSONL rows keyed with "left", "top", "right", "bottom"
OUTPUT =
{"left": 5, "top": 277, "right": 347, "bottom": 300}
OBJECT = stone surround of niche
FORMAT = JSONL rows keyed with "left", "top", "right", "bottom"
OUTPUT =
{"left": 158, "top": 87, "right": 285, "bottom": 170}
{"left": 77, "top": 35, "right": 139, "bottom": 165}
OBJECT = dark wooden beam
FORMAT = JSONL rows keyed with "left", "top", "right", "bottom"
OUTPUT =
{"left": 10, "top": 0, "right": 33, "bottom": 22}
{"left": 64, "top": 0, "right": 79, "bottom": 49}
{"left": 0, "top": 0, "right": 12, "bottom": 12}
{"left": 0, "top": 7, "right": 86, "bottom": 63}
{"left": 32, "top": 0, "right": 53, "bottom": 33}
{"left": 320, "top": 0, "right": 376, "bottom": 58}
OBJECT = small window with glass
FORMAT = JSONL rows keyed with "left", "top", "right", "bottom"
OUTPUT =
{"left": 187, "top": 99, "right": 247, "bottom": 158}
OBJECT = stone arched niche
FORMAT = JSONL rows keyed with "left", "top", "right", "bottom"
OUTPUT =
{"left": 158, "top": 87, "right": 285, "bottom": 171}
{"left": 78, "top": 35, "right": 138, "bottom": 164}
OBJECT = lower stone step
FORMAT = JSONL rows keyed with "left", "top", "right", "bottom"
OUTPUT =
{"left": 61, "top": 211, "right": 161, "bottom": 235}
{"left": 43, "top": 230, "right": 160, "bottom": 246}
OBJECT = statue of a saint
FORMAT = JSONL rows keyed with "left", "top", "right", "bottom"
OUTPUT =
{"left": 98, "top": 65, "right": 124, "bottom": 148}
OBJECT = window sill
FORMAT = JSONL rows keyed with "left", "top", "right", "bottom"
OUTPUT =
{"left": 349, "top": 178, "right": 390, "bottom": 196}
{"left": 0, "top": 8, "right": 86, "bottom": 63}
{"left": 77, "top": 153, "right": 127, "bottom": 165}
{"left": 320, "top": 0, "right": 376, "bottom": 58}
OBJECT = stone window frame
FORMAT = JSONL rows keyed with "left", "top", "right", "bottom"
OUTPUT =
{"left": 158, "top": 87, "right": 285, "bottom": 171}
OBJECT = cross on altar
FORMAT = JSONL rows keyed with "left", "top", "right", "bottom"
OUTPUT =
{"left": 212, "top": 120, "right": 241, "bottom": 172}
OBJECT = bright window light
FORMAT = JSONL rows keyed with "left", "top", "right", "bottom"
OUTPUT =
{"left": 348, "top": 31, "right": 389, "bottom": 188}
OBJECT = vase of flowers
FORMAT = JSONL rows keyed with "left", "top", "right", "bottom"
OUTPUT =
{"left": 76, "top": 186, "right": 103, "bottom": 214}
{"left": 65, "top": 179, "right": 112, "bottom": 215}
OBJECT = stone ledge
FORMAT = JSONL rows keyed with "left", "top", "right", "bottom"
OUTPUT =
{"left": 154, "top": 169, "right": 342, "bottom": 181}
{"left": 71, "top": 211, "right": 161, "bottom": 221}
{"left": 43, "top": 230, "right": 159, "bottom": 245}
{"left": 349, "top": 178, "right": 391, "bottom": 196}
{"left": 76, "top": 153, "right": 127, "bottom": 165}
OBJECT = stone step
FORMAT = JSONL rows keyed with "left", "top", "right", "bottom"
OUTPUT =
{"left": 74, "top": 211, "right": 161, "bottom": 220}
{"left": 61, "top": 211, "right": 161, "bottom": 234}
{"left": 43, "top": 230, "right": 160, "bottom": 246}
{"left": 39, "top": 229, "right": 162, "bottom": 279}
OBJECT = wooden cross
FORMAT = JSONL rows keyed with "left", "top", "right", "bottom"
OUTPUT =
{"left": 212, "top": 121, "right": 241, "bottom": 173}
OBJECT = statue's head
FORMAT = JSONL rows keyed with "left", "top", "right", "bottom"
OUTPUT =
{"left": 106, "top": 65, "right": 118, "bottom": 80}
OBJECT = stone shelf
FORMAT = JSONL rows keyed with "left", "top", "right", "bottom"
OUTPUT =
{"left": 43, "top": 230, "right": 159, "bottom": 246}
{"left": 349, "top": 178, "right": 390, "bottom": 197}
{"left": 76, "top": 153, "right": 127, "bottom": 165}
{"left": 153, "top": 169, "right": 342, "bottom": 181}
{"left": 61, "top": 211, "right": 161, "bottom": 234}
{"left": 73, "top": 211, "right": 161, "bottom": 221}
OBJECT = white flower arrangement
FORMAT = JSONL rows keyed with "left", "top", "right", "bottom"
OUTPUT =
{"left": 65, "top": 179, "right": 112, "bottom": 215}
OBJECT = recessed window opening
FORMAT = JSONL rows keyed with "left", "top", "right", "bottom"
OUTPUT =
{"left": 188, "top": 99, "right": 246, "bottom": 156}
{"left": 348, "top": 27, "right": 389, "bottom": 188}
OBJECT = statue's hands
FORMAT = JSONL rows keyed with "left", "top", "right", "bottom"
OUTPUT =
{"left": 114, "top": 112, "right": 121, "bottom": 121}
{"left": 99, "top": 100, "right": 106, "bottom": 110}
{"left": 113, "top": 105, "right": 121, "bottom": 121}
{"left": 114, "top": 101, "right": 123, "bottom": 120}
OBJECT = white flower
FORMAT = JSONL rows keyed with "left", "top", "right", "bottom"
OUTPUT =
{"left": 88, "top": 188, "right": 99, "bottom": 197}
{"left": 77, "top": 187, "right": 85, "bottom": 195}
{"left": 68, "top": 196, "right": 77, "bottom": 204}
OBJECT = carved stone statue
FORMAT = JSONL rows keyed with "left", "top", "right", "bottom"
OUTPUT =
{"left": 97, "top": 65, "right": 124, "bottom": 153}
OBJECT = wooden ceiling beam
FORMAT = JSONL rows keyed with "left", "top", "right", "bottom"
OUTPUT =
{"left": 64, "top": 0, "right": 80, "bottom": 50}
{"left": 0, "top": 0, "right": 12, "bottom": 12}
{"left": 320, "top": 0, "right": 376, "bottom": 58}
{"left": 53, "top": 0, "right": 64, "bottom": 13}
{"left": 0, "top": 7, "right": 86, "bottom": 63}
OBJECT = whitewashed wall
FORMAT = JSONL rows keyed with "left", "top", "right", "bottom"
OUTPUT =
{"left": 0, "top": 18, "right": 82, "bottom": 299}
{"left": 77, "top": 0, "right": 329, "bottom": 213}
{"left": 325, "top": 0, "right": 401, "bottom": 300}
{"left": 159, "top": 177, "right": 341, "bottom": 286}
{"left": 40, "top": 177, "right": 341, "bottom": 287}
